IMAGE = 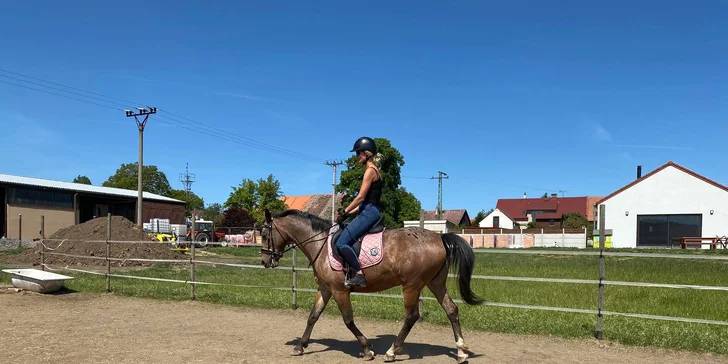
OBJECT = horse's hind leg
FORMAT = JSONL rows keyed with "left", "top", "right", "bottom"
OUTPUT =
{"left": 333, "top": 290, "right": 374, "bottom": 360}
{"left": 292, "top": 287, "right": 331, "bottom": 356}
{"left": 384, "top": 285, "right": 423, "bottom": 362}
{"left": 427, "top": 267, "right": 470, "bottom": 363}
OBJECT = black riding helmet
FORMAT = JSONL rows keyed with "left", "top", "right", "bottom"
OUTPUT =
{"left": 350, "top": 136, "right": 377, "bottom": 155}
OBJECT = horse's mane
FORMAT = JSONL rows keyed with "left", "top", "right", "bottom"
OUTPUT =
{"left": 272, "top": 209, "right": 332, "bottom": 232}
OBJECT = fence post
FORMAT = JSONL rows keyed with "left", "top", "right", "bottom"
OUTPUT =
{"left": 562, "top": 227, "right": 565, "bottom": 247}
{"left": 292, "top": 248, "right": 298, "bottom": 310}
{"left": 190, "top": 218, "right": 196, "bottom": 300}
{"left": 40, "top": 216, "right": 45, "bottom": 271}
{"left": 106, "top": 213, "right": 111, "bottom": 293}
{"left": 18, "top": 214, "right": 22, "bottom": 241}
{"left": 418, "top": 209, "right": 424, "bottom": 322}
{"left": 595, "top": 204, "right": 606, "bottom": 340}
{"left": 541, "top": 228, "right": 544, "bottom": 246}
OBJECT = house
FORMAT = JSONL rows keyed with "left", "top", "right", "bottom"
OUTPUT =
{"left": 1, "top": 173, "right": 185, "bottom": 239}
{"left": 280, "top": 194, "right": 344, "bottom": 222}
{"left": 478, "top": 208, "right": 518, "bottom": 229}
{"left": 402, "top": 209, "right": 471, "bottom": 233}
{"left": 493, "top": 194, "right": 590, "bottom": 229}
{"left": 594, "top": 161, "right": 728, "bottom": 248}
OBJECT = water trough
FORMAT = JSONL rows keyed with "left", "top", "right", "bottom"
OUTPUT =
{"left": 2, "top": 269, "right": 74, "bottom": 293}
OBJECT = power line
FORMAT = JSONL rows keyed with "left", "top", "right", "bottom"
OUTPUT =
{"left": 0, "top": 69, "right": 326, "bottom": 164}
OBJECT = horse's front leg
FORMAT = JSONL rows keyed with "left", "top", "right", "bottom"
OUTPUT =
{"left": 333, "top": 290, "right": 374, "bottom": 360}
{"left": 292, "top": 286, "right": 332, "bottom": 356}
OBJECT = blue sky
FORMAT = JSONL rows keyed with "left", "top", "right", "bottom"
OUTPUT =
{"left": 1, "top": 1, "right": 727, "bottom": 217}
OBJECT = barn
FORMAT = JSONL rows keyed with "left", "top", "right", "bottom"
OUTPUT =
{"left": 594, "top": 161, "right": 728, "bottom": 248}
{"left": 1, "top": 173, "right": 186, "bottom": 240}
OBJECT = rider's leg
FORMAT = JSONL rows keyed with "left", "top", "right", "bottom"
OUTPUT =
{"left": 335, "top": 203, "right": 380, "bottom": 286}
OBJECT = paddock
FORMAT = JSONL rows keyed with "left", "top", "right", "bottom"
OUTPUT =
{"left": 0, "top": 291, "right": 724, "bottom": 364}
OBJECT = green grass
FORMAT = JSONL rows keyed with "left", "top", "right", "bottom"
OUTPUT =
{"left": 2, "top": 246, "right": 727, "bottom": 355}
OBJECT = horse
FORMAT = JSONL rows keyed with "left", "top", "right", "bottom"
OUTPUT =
{"left": 259, "top": 208, "right": 484, "bottom": 363}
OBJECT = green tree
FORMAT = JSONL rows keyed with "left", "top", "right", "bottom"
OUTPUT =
{"left": 102, "top": 162, "right": 172, "bottom": 196}
{"left": 201, "top": 202, "right": 225, "bottom": 227}
{"left": 473, "top": 208, "right": 494, "bottom": 226}
{"left": 167, "top": 189, "right": 205, "bottom": 216}
{"left": 562, "top": 213, "right": 588, "bottom": 228}
{"left": 225, "top": 174, "right": 288, "bottom": 224}
{"left": 73, "top": 175, "right": 92, "bottom": 185}
{"left": 220, "top": 207, "right": 256, "bottom": 234}
{"left": 336, "top": 137, "right": 422, "bottom": 228}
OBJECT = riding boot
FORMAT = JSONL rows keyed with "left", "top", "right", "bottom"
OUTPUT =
{"left": 344, "top": 273, "right": 367, "bottom": 288}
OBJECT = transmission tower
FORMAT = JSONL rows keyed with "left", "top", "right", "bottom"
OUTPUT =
{"left": 179, "top": 163, "right": 196, "bottom": 203}
{"left": 430, "top": 171, "right": 449, "bottom": 220}
{"left": 325, "top": 160, "right": 344, "bottom": 223}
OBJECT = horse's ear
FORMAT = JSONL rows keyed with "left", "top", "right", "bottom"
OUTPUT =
{"left": 264, "top": 209, "right": 272, "bottom": 223}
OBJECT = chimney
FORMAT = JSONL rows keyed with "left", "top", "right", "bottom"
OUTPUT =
{"left": 523, "top": 192, "right": 527, "bottom": 199}
{"left": 551, "top": 193, "right": 558, "bottom": 198}
{"left": 637, "top": 165, "right": 642, "bottom": 179}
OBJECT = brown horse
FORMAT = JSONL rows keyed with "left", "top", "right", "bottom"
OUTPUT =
{"left": 260, "top": 208, "right": 484, "bottom": 363}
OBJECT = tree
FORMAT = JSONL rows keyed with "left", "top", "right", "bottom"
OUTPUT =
{"left": 219, "top": 207, "right": 256, "bottom": 234}
{"left": 542, "top": 192, "right": 549, "bottom": 198}
{"left": 201, "top": 202, "right": 225, "bottom": 227}
{"left": 225, "top": 174, "right": 288, "bottom": 224}
{"left": 336, "top": 137, "right": 422, "bottom": 228}
{"left": 102, "top": 162, "right": 173, "bottom": 196}
{"left": 167, "top": 189, "right": 205, "bottom": 216}
{"left": 562, "top": 213, "right": 588, "bottom": 229}
{"left": 73, "top": 175, "right": 92, "bottom": 185}
{"left": 472, "top": 208, "right": 493, "bottom": 226}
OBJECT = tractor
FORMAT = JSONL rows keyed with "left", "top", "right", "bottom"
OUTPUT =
{"left": 185, "top": 218, "right": 225, "bottom": 247}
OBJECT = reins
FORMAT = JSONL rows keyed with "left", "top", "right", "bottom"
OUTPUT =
{"left": 262, "top": 218, "right": 340, "bottom": 268}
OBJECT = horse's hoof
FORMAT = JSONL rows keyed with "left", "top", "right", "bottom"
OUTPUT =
{"left": 383, "top": 353, "right": 395, "bottom": 362}
{"left": 457, "top": 353, "right": 469, "bottom": 363}
{"left": 291, "top": 347, "right": 304, "bottom": 356}
{"left": 362, "top": 352, "right": 375, "bottom": 361}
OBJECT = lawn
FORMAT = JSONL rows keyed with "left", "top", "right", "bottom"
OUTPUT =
{"left": 2, "top": 246, "right": 727, "bottom": 355}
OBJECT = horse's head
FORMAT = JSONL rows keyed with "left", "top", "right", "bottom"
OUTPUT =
{"left": 260, "top": 208, "right": 288, "bottom": 268}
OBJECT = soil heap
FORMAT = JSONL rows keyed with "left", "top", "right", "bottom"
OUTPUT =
{"left": 6, "top": 216, "right": 186, "bottom": 267}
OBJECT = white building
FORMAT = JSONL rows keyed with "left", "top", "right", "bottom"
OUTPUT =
{"left": 595, "top": 161, "right": 728, "bottom": 248}
{"left": 478, "top": 208, "right": 516, "bottom": 229}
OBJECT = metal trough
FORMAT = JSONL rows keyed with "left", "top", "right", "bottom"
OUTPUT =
{"left": 1, "top": 269, "right": 74, "bottom": 293}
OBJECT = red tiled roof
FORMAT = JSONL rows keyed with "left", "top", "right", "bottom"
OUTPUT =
{"left": 595, "top": 161, "right": 728, "bottom": 206}
{"left": 496, "top": 196, "right": 588, "bottom": 220}
{"left": 423, "top": 209, "right": 470, "bottom": 226}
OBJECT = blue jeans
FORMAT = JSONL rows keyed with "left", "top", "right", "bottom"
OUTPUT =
{"left": 336, "top": 202, "right": 381, "bottom": 272}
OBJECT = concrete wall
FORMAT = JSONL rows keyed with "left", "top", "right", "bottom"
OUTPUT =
{"left": 458, "top": 232, "right": 586, "bottom": 249}
{"left": 403, "top": 220, "right": 451, "bottom": 233}
{"left": 598, "top": 165, "right": 728, "bottom": 248}
{"left": 6, "top": 204, "right": 75, "bottom": 239}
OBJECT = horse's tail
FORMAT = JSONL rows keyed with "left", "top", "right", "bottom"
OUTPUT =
{"left": 440, "top": 232, "right": 485, "bottom": 306}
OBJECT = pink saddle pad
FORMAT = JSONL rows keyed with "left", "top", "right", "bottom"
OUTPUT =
{"left": 327, "top": 226, "right": 385, "bottom": 271}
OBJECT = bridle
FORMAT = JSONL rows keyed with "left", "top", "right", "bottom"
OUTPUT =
{"left": 260, "top": 217, "right": 340, "bottom": 268}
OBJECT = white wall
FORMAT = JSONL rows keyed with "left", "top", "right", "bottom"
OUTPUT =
{"left": 479, "top": 208, "right": 515, "bottom": 229}
{"left": 403, "top": 220, "right": 451, "bottom": 233}
{"left": 597, "top": 165, "right": 728, "bottom": 248}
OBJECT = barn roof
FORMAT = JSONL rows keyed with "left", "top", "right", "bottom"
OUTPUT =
{"left": 496, "top": 196, "right": 588, "bottom": 220}
{"left": 0, "top": 173, "right": 184, "bottom": 203}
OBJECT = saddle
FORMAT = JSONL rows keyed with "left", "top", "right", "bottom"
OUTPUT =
{"left": 329, "top": 216, "right": 385, "bottom": 275}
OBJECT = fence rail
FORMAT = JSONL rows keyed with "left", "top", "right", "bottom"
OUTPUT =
{"left": 11, "top": 210, "right": 728, "bottom": 343}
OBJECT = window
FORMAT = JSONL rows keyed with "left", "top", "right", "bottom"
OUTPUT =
{"left": 8, "top": 187, "right": 73, "bottom": 209}
{"left": 637, "top": 214, "right": 702, "bottom": 247}
{"left": 493, "top": 216, "right": 500, "bottom": 228}
{"left": 549, "top": 219, "right": 555, "bottom": 227}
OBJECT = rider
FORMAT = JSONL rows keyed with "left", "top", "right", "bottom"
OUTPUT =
{"left": 335, "top": 136, "right": 383, "bottom": 288}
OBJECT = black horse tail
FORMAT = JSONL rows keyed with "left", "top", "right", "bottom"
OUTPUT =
{"left": 440, "top": 232, "right": 485, "bottom": 305}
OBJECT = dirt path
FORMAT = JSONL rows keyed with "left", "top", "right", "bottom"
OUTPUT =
{"left": 0, "top": 290, "right": 725, "bottom": 364}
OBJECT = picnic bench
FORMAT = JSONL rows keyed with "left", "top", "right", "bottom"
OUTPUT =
{"left": 680, "top": 237, "right": 718, "bottom": 249}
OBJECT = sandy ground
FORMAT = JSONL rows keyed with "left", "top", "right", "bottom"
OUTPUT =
{"left": 0, "top": 289, "right": 725, "bottom": 364}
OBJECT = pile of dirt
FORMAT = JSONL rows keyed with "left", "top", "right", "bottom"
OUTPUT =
{"left": 3, "top": 216, "right": 186, "bottom": 267}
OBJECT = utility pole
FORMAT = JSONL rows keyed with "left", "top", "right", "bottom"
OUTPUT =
{"left": 325, "top": 160, "right": 344, "bottom": 223}
{"left": 430, "top": 171, "right": 448, "bottom": 220}
{"left": 179, "top": 162, "right": 196, "bottom": 205}
{"left": 125, "top": 106, "right": 157, "bottom": 227}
